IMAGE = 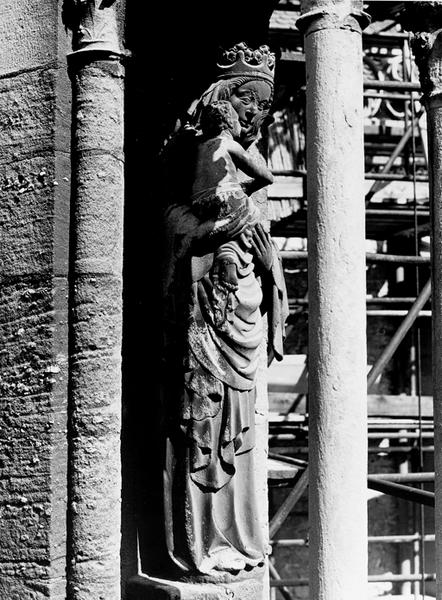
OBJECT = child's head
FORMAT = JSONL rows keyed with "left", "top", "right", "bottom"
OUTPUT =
{"left": 200, "top": 101, "right": 240, "bottom": 138}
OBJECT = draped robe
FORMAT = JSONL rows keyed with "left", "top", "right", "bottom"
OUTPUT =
{"left": 162, "top": 203, "right": 288, "bottom": 575}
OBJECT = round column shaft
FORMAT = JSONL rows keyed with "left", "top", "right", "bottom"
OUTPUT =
{"left": 64, "top": 2, "right": 125, "bottom": 599}
{"left": 297, "top": 2, "right": 369, "bottom": 599}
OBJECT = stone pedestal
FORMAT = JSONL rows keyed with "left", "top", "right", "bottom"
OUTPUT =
{"left": 127, "top": 573, "right": 264, "bottom": 600}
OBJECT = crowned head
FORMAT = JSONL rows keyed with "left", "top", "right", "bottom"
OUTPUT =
{"left": 217, "top": 42, "right": 275, "bottom": 85}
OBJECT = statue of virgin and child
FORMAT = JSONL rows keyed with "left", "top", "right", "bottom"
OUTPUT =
{"left": 161, "top": 42, "right": 288, "bottom": 580}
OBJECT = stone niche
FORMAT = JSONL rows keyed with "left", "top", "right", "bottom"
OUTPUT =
{"left": 123, "top": 2, "right": 282, "bottom": 600}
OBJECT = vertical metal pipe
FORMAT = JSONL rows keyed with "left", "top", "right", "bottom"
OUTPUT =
{"left": 427, "top": 91, "right": 442, "bottom": 600}
{"left": 297, "top": 2, "right": 369, "bottom": 599}
{"left": 403, "top": 8, "right": 442, "bottom": 598}
{"left": 64, "top": 3, "right": 125, "bottom": 599}
{"left": 399, "top": 455, "right": 412, "bottom": 597}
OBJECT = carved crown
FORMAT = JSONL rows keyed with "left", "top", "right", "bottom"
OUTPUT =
{"left": 217, "top": 42, "right": 275, "bottom": 83}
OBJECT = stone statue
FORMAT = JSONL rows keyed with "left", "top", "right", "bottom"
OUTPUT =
{"left": 191, "top": 100, "right": 274, "bottom": 299}
{"left": 161, "top": 42, "right": 288, "bottom": 579}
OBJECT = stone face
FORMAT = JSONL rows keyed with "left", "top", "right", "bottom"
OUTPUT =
{"left": 0, "top": 2, "right": 71, "bottom": 599}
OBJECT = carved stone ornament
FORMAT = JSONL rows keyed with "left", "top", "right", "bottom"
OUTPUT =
{"left": 399, "top": 2, "right": 442, "bottom": 103}
{"left": 297, "top": 0, "right": 370, "bottom": 36}
{"left": 62, "top": 0, "right": 122, "bottom": 56}
{"left": 216, "top": 42, "right": 275, "bottom": 83}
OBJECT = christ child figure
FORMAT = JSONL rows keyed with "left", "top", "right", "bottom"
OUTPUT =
{"left": 191, "top": 100, "right": 273, "bottom": 292}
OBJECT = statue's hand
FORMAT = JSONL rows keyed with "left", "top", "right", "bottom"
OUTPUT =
{"left": 251, "top": 223, "right": 273, "bottom": 272}
{"left": 192, "top": 211, "right": 246, "bottom": 256}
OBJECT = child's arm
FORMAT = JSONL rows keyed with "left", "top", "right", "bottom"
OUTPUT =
{"left": 228, "top": 141, "right": 274, "bottom": 194}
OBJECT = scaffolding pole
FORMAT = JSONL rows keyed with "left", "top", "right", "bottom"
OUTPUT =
{"left": 270, "top": 573, "right": 436, "bottom": 587}
{"left": 367, "top": 279, "right": 431, "bottom": 389}
{"left": 404, "top": 8, "right": 442, "bottom": 597}
{"left": 280, "top": 250, "right": 430, "bottom": 264}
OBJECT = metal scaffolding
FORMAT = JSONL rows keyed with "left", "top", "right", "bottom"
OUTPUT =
{"left": 267, "top": 2, "right": 436, "bottom": 598}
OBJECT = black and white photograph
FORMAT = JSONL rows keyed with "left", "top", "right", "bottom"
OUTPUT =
{"left": 0, "top": 1, "right": 440, "bottom": 599}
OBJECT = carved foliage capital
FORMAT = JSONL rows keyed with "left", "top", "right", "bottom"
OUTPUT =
{"left": 297, "top": 0, "right": 370, "bottom": 36}
{"left": 62, "top": 0, "right": 122, "bottom": 57}
{"left": 400, "top": 2, "right": 442, "bottom": 101}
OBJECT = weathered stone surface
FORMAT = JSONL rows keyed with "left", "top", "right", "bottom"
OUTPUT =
{"left": 297, "top": 1, "right": 368, "bottom": 599}
{"left": 0, "top": 2, "right": 71, "bottom": 599}
{"left": 0, "top": 1, "right": 59, "bottom": 77}
{"left": 127, "top": 574, "right": 264, "bottom": 600}
{"left": 67, "top": 56, "right": 124, "bottom": 600}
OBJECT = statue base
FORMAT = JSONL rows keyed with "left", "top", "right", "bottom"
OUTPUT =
{"left": 127, "top": 572, "right": 265, "bottom": 600}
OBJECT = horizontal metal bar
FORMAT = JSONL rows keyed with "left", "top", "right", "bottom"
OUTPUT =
{"left": 364, "top": 91, "right": 420, "bottom": 100}
{"left": 367, "top": 432, "right": 433, "bottom": 439}
{"left": 280, "top": 251, "right": 430, "bottom": 264}
{"left": 366, "top": 173, "right": 429, "bottom": 182}
{"left": 366, "top": 252, "right": 429, "bottom": 264}
{"left": 365, "top": 310, "right": 431, "bottom": 317}
{"left": 269, "top": 445, "right": 436, "bottom": 454}
{"left": 289, "top": 297, "right": 428, "bottom": 307}
{"left": 371, "top": 472, "right": 434, "bottom": 482}
{"left": 288, "top": 309, "right": 432, "bottom": 317}
{"left": 271, "top": 170, "right": 429, "bottom": 182}
{"left": 367, "top": 476, "right": 434, "bottom": 506}
{"left": 271, "top": 169, "right": 306, "bottom": 177}
{"left": 364, "top": 32, "right": 410, "bottom": 40}
{"left": 366, "top": 208, "right": 429, "bottom": 216}
{"left": 270, "top": 574, "right": 436, "bottom": 587}
{"left": 363, "top": 80, "right": 421, "bottom": 92}
{"left": 269, "top": 420, "right": 432, "bottom": 428}
{"left": 271, "top": 534, "right": 435, "bottom": 546}
{"left": 367, "top": 534, "right": 435, "bottom": 543}
{"left": 269, "top": 429, "right": 434, "bottom": 441}
{"left": 365, "top": 298, "right": 423, "bottom": 304}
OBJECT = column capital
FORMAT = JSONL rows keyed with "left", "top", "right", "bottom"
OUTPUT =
{"left": 400, "top": 2, "right": 442, "bottom": 106}
{"left": 62, "top": 0, "right": 125, "bottom": 59}
{"left": 297, "top": 0, "right": 370, "bottom": 36}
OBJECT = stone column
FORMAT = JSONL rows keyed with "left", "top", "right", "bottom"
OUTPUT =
{"left": 296, "top": 2, "right": 369, "bottom": 599}
{"left": 402, "top": 4, "right": 442, "bottom": 598}
{"left": 63, "top": 2, "right": 125, "bottom": 599}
